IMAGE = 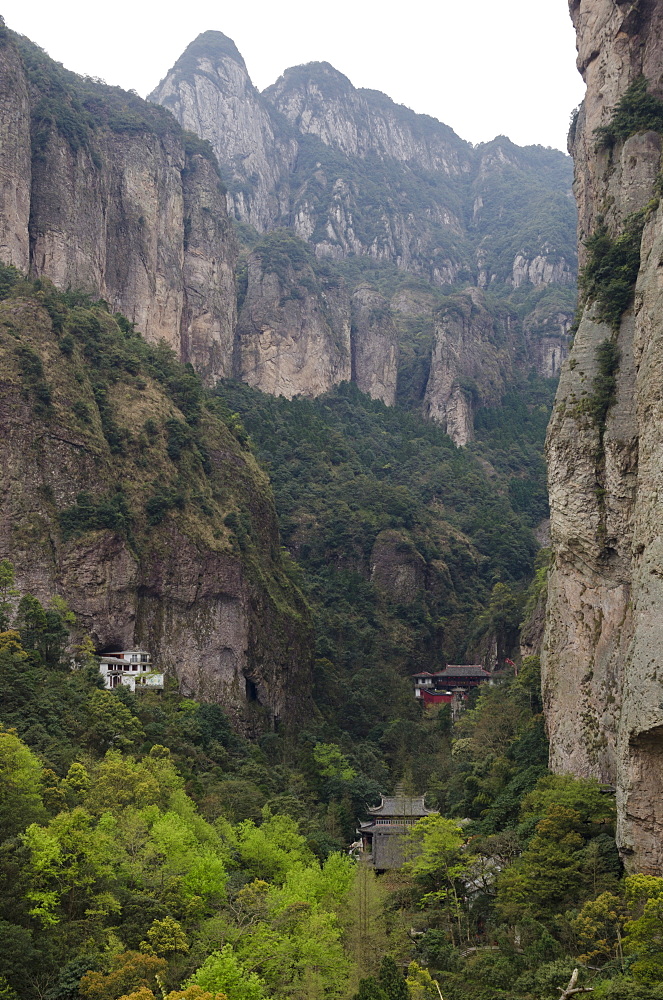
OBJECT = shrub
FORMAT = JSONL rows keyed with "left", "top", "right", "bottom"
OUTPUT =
{"left": 59, "top": 492, "right": 129, "bottom": 540}
{"left": 579, "top": 214, "right": 644, "bottom": 330}
{"left": 594, "top": 76, "right": 663, "bottom": 149}
{"left": 145, "top": 487, "right": 185, "bottom": 526}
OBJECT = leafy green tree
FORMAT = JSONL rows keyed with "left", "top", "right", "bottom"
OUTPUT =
{"left": 187, "top": 945, "right": 269, "bottom": 1000}
{"left": 405, "top": 963, "right": 440, "bottom": 1000}
{"left": 21, "top": 807, "right": 118, "bottom": 927}
{"left": 353, "top": 979, "right": 386, "bottom": 1000}
{"left": 569, "top": 891, "right": 626, "bottom": 967}
{"left": 83, "top": 691, "right": 144, "bottom": 753}
{"left": 623, "top": 874, "right": 663, "bottom": 984}
{"left": 236, "top": 812, "right": 314, "bottom": 884}
{"left": 403, "top": 815, "right": 470, "bottom": 944}
{"left": 377, "top": 958, "right": 409, "bottom": 1000}
{"left": 0, "top": 729, "right": 46, "bottom": 838}
{"left": 141, "top": 916, "right": 188, "bottom": 956}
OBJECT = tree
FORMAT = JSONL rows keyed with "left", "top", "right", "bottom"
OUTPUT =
{"left": 342, "top": 862, "right": 388, "bottom": 981}
{"left": 377, "top": 958, "right": 409, "bottom": 1000}
{"left": 569, "top": 892, "right": 626, "bottom": 968}
{"left": 186, "top": 945, "right": 269, "bottom": 1000}
{"left": 0, "top": 729, "right": 46, "bottom": 838}
{"left": 141, "top": 916, "right": 188, "bottom": 956}
{"left": 496, "top": 806, "right": 587, "bottom": 922}
{"left": 15, "top": 594, "right": 69, "bottom": 666}
{"left": 406, "top": 962, "right": 442, "bottom": 1000}
{"left": 80, "top": 953, "right": 168, "bottom": 1000}
{"left": 21, "top": 806, "right": 118, "bottom": 927}
{"left": 403, "top": 815, "right": 470, "bottom": 945}
{"left": 623, "top": 874, "right": 663, "bottom": 984}
{"left": 0, "top": 560, "right": 17, "bottom": 630}
{"left": 83, "top": 690, "right": 144, "bottom": 753}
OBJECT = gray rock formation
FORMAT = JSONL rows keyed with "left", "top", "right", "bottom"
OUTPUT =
{"left": 370, "top": 529, "right": 426, "bottom": 603}
{"left": 149, "top": 32, "right": 296, "bottom": 231}
{"left": 5, "top": 31, "right": 237, "bottom": 383}
{"left": 236, "top": 238, "right": 351, "bottom": 397}
{"left": 423, "top": 288, "right": 568, "bottom": 445}
{"left": 0, "top": 30, "right": 30, "bottom": 270}
{"left": 351, "top": 285, "right": 399, "bottom": 405}
{"left": 544, "top": 0, "right": 663, "bottom": 873}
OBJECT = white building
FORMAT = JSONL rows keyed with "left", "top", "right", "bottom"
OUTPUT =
{"left": 99, "top": 650, "right": 164, "bottom": 692}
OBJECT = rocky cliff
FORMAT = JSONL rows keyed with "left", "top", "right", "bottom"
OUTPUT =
{"left": 0, "top": 272, "right": 311, "bottom": 728}
{"left": 544, "top": 0, "right": 663, "bottom": 872}
{"left": 235, "top": 231, "right": 351, "bottom": 397}
{"left": 149, "top": 32, "right": 296, "bottom": 231}
{"left": 2, "top": 27, "right": 237, "bottom": 383}
{"left": 152, "top": 35, "right": 577, "bottom": 290}
{"left": 150, "top": 30, "right": 577, "bottom": 432}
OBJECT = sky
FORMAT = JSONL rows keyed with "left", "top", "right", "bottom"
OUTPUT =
{"left": 3, "top": 0, "right": 585, "bottom": 152}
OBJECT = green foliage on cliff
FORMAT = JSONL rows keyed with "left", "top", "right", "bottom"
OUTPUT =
{"left": 0, "top": 270, "right": 309, "bottom": 700}
{"left": 182, "top": 131, "right": 223, "bottom": 178}
{"left": 579, "top": 214, "right": 645, "bottom": 330}
{"left": 588, "top": 339, "right": 621, "bottom": 430}
{"left": 214, "top": 380, "right": 540, "bottom": 755}
{"left": 594, "top": 76, "right": 663, "bottom": 149}
{"left": 469, "top": 139, "right": 577, "bottom": 283}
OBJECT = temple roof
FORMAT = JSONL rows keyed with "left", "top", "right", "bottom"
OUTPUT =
{"left": 367, "top": 795, "right": 436, "bottom": 817}
{"left": 434, "top": 665, "right": 490, "bottom": 678}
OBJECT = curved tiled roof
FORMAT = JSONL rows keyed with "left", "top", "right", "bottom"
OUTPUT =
{"left": 367, "top": 795, "right": 437, "bottom": 817}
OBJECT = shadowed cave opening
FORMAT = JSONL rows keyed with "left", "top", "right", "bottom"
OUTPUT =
{"left": 245, "top": 677, "right": 259, "bottom": 702}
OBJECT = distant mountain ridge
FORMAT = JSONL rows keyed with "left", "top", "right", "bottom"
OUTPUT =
{"left": 150, "top": 31, "right": 577, "bottom": 292}
{"left": 149, "top": 30, "right": 577, "bottom": 441}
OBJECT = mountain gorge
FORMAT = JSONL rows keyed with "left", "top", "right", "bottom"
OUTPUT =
{"left": 0, "top": 15, "right": 569, "bottom": 727}
{"left": 6, "top": 4, "right": 663, "bottom": 998}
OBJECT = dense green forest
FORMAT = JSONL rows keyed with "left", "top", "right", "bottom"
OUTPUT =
{"left": 1, "top": 274, "right": 661, "bottom": 1000}
{"left": 2, "top": 601, "right": 661, "bottom": 1000}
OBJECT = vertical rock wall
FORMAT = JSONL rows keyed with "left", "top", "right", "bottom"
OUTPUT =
{"left": 544, "top": 0, "right": 663, "bottom": 873}
{"left": 6, "top": 31, "right": 237, "bottom": 382}
{"left": 236, "top": 251, "right": 351, "bottom": 398}
{"left": 0, "top": 32, "right": 30, "bottom": 270}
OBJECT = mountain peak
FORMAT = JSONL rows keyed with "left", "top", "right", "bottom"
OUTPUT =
{"left": 149, "top": 30, "right": 247, "bottom": 100}
{"left": 265, "top": 61, "right": 354, "bottom": 101}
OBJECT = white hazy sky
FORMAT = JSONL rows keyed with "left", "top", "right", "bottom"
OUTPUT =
{"left": 3, "top": 0, "right": 585, "bottom": 152}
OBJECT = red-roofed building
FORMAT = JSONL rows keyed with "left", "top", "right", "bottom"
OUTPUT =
{"left": 412, "top": 665, "right": 491, "bottom": 705}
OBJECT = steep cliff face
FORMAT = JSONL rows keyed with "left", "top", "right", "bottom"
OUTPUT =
{"left": 424, "top": 291, "right": 506, "bottom": 446}
{"left": 149, "top": 32, "right": 296, "bottom": 231}
{"left": 0, "top": 278, "right": 312, "bottom": 728}
{"left": 369, "top": 529, "right": 426, "bottom": 603}
{"left": 6, "top": 30, "right": 237, "bottom": 382}
{"left": 423, "top": 287, "right": 571, "bottom": 445}
{"left": 544, "top": 0, "right": 663, "bottom": 872}
{"left": 351, "top": 285, "right": 398, "bottom": 405}
{"left": 236, "top": 233, "right": 351, "bottom": 397}
{"left": 0, "top": 28, "right": 30, "bottom": 270}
